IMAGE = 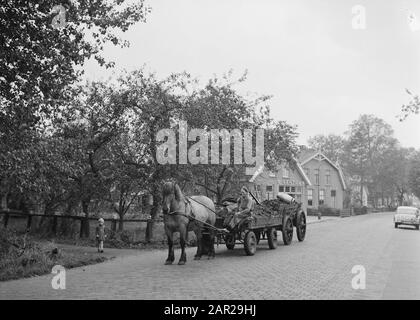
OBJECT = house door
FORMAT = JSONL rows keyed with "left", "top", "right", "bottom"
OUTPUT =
{"left": 331, "top": 190, "right": 336, "bottom": 208}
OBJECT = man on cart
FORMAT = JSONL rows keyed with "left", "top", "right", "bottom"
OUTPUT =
{"left": 223, "top": 186, "right": 254, "bottom": 231}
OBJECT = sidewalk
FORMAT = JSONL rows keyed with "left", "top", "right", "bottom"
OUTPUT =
{"left": 306, "top": 215, "right": 341, "bottom": 224}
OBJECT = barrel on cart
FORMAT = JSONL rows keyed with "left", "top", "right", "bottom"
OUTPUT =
{"left": 214, "top": 196, "right": 307, "bottom": 256}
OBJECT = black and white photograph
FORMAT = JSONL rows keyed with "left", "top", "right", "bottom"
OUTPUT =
{"left": 0, "top": 0, "right": 420, "bottom": 304}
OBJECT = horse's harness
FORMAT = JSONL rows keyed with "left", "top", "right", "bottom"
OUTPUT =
{"left": 163, "top": 196, "right": 222, "bottom": 232}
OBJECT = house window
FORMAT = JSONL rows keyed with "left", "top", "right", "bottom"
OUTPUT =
{"left": 308, "top": 189, "right": 313, "bottom": 206}
{"left": 279, "top": 186, "right": 285, "bottom": 192}
{"left": 315, "top": 169, "right": 320, "bottom": 185}
{"left": 319, "top": 189, "right": 325, "bottom": 205}
{"left": 282, "top": 167, "right": 290, "bottom": 178}
{"left": 266, "top": 185, "right": 273, "bottom": 200}
{"left": 285, "top": 186, "right": 290, "bottom": 193}
{"left": 326, "top": 169, "right": 331, "bottom": 185}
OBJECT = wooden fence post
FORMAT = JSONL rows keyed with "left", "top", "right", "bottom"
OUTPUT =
{"left": 52, "top": 215, "right": 58, "bottom": 235}
{"left": 26, "top": 214, "right": 32, "bottom": 231}
{"left": 111, "top": 219, "right": 117, "bottom": 232}
{"left": 79, "top": 217, "right": 84, "bottom": 238}
{"left": 3, "top": 213, "right": 9, "bottom": 228}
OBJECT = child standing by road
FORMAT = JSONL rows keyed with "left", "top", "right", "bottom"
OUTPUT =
{"left": 96, "top": 218, "right": 106, "bottom": 253}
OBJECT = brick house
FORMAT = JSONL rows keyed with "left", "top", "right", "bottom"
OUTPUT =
{"left": 299, "top": 150, "right": 347, "bottom": 210}
{"left": 243, "top": 161, "right": 312, "bottom": 212}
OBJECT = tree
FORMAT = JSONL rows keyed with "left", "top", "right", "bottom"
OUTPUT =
{"left": 0, "top": 0, "right": 150, "bottom": 211}
{"left": 378, "top": 147, "right": 413, "bottom": 206}
{"left": 114, "top": 70, "right": 189, "bottom": 242}
{"left": 54, "top": 81, "right": 129, "bottom": 237}
{"left": 408, "top": 151, "right": 420, "bottom": 200}
{"left": 178, "top": 72, "right": 298, "bottom": 203}
{"left": 344, "top": 115, "right": 397, "bottom": 207}
{"left": 308, "top": 134, "right": 346, "bottom": 163}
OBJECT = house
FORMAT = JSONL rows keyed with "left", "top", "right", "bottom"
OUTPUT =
{"left": 348, "top": 178, "right": 369, "bottom": 207}
{"left": 299, "top": 150, "right": 347, "bottom": 210}
{"left": 243, "top": 161, "right": 312, "bottom": 212}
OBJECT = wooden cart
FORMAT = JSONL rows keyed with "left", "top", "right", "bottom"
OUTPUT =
{"left": 213, "top": 199, "right": 307, "bottom": 256}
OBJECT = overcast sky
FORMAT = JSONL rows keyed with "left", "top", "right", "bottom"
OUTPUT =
{"left": 83, "top": 0, "right": 420, "bottom": 148}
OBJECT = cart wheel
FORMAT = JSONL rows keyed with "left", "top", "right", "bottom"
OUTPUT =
{"left": 267, "top": 227, "right": 278, "bottom": 249}
{"left": 244, "top": 231, "right": 257, "bottom": 256}
{"left": 282, "top": 216, "right": 293, "bottom": 245}
{"left": 255, "top": 231, "right": 261, "bottom": 244}
{"left": 296, "top": 212, "right": 306, "bottom": 242}
{"left": 225, "top": 234, "right": 235, "bottom": 250}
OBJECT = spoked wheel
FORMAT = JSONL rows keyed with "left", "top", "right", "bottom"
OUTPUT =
{"left": 296, "top": 212, "right": 307, "bottom": 242}
{"left": 225, "top": 233, "right": 235, "bottom": 250}
{"left": 282, "top": 216, "right": 293, "bottom": 245}
{"left": 267, "top": 227, "right": 278, "bottom": 249}
{"left": 244, "top": 231, "right": 257, "bottom": 256}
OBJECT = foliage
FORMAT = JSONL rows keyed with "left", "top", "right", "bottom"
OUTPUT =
{"left": 0, "top": 0, "right": 149, "bottom": 130}
{"left": 399, "top": 89, "right": 419, "bottom": 121}
{"left": 408, "top": 153, "right": 420, "bottom": 200}
{"left": 0, "top": 0, "right": 150, "bottom": 218}
{"left": 307, "top": 134, "right": 346, "bottom": 163}
{"left": 343, "top": 114, "right": 398, "bottom": 204}
{"left": 0, "top": 228, "right": 107, "bottom": 281}
{"left": 177, "top": 72, "right": 299, "bottom": 203}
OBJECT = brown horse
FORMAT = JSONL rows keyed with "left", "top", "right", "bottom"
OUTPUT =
{"left": 162, "top": 181, "right": 216, "bottom": 265}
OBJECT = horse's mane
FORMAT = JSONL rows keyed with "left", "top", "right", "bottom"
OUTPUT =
{"left": 162, "top": 181, "right": 183, "bottom": 201}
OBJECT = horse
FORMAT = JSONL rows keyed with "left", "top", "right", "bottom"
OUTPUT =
{"left": 161, "top": 181, "right": 217, "bottom": 265}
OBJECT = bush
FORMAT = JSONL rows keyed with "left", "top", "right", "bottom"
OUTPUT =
{"left": 0, "top": 227, "right": 108, "bottom": 281}
{"left": 354, "top": 206, "right": 368, "bottom": 215}
{"left": 119, "top": 230, "right": 132, "bottom": 243}
{"left": 318, "top": 205, "right": 340, "bottom": 216}
{"left": 307, "top": 208, "right": 319, "bottom": 216}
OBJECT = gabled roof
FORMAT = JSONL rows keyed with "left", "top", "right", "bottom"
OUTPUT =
{"left": 300, "top": 150, "right": 347, "bottom": 190}
{"left": 248, "top": 160, "right": 312, "bottom": 186}
{"left": 294, "top": 160, "right": 312, "bottom": 186}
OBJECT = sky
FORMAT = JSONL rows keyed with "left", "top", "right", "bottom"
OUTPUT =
{"left": 83, "top": 0, "right": 420, "bottom": 148}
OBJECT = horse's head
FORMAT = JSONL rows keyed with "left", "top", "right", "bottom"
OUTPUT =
{"left": 162, "top": 181, "right": 184, "bottom": 215}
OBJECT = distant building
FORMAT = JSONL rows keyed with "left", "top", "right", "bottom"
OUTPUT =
{"left": 349, "top": 180, "right": 369, "bottom": 207}
{"left": 243, "top": 161, "right": 312, "bottom": 212}
{"left": 299, "top": 150, "right": 347, "bottom": 210}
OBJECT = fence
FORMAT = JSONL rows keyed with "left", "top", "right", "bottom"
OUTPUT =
{"left": 0, "top": 209, "right": 163, "bottom": 241}
{"left": 340, "top": 208, "right": 352, "bottom": 218}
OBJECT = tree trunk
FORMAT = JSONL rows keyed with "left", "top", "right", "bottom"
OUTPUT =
{"left": 118, "top": 214, "right": 124, "bottom": 232}
{"left": 81, "top": 199, "right": 90, "bottom": 238}
{"left": 145, "top": 192, "right": 161, "bottom": 243}
{"left": 1, "top": 193, "right": 7, "bottom": 210}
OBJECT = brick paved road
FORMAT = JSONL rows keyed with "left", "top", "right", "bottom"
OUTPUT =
{"left": 1, "top": 212, "right": 419, "bottom": 299}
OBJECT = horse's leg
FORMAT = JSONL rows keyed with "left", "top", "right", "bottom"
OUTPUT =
{"left": 207, "top": 229, "right": 216, "bottom": 259}
{"left": 194, "top": 226, "right": 202, "bottom": 260}
{"left": 165, "top": 230, "right": 175, "bottom": 265}
{"left": 178, "top": 224, "right": 187, "bottom": 265}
